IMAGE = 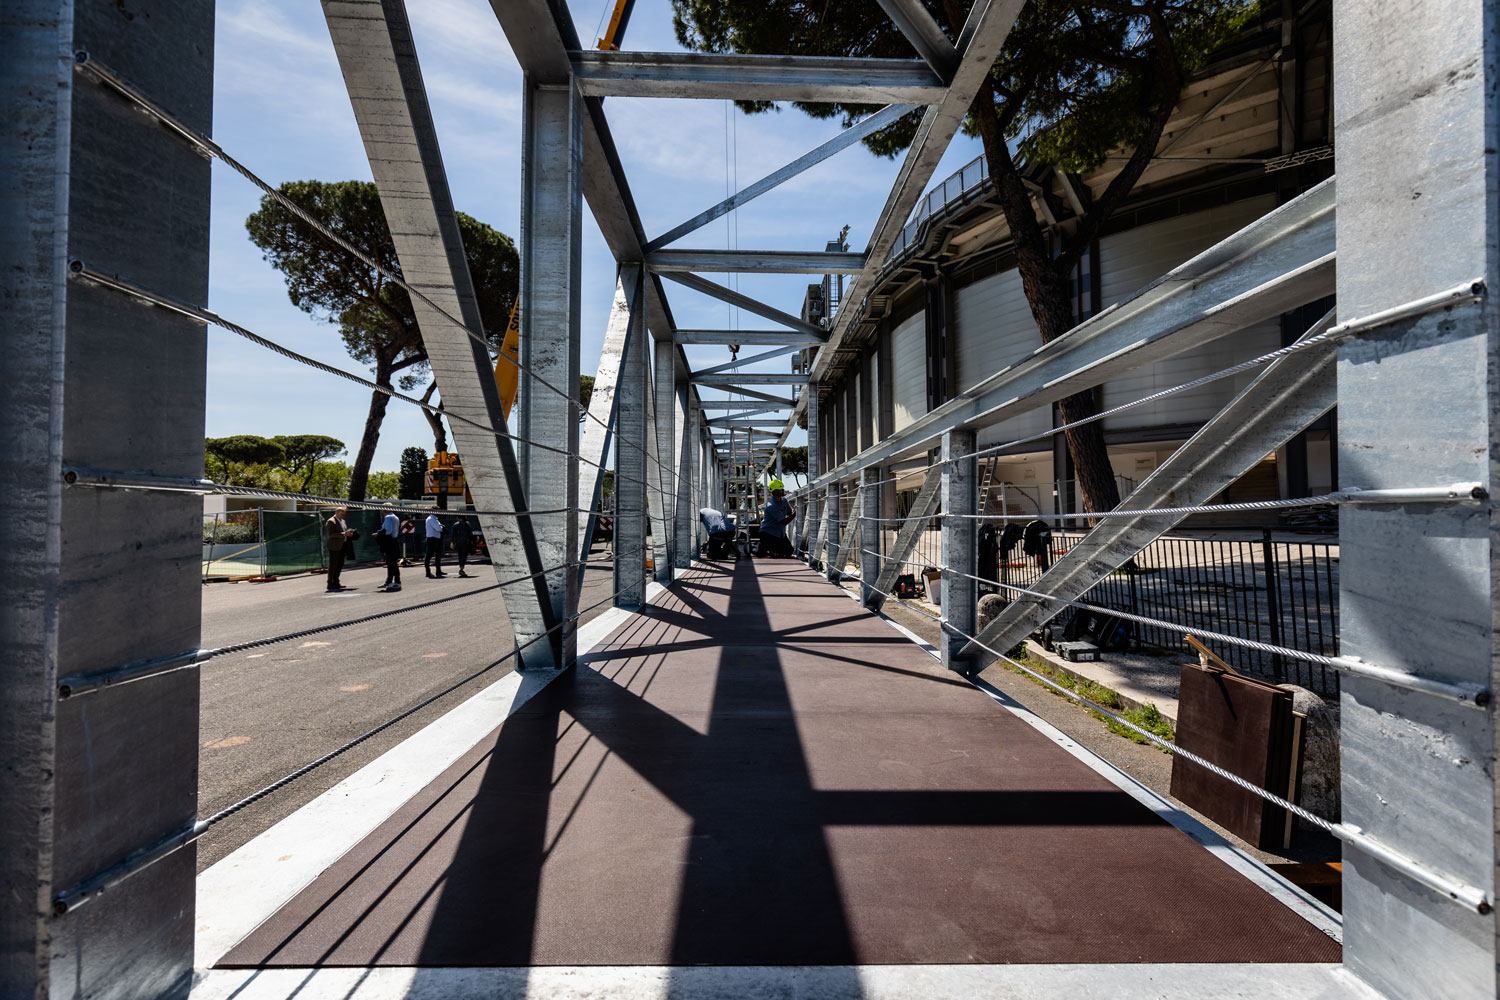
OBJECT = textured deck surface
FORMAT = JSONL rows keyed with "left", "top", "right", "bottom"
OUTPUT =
{"left": 220, "top": 559, "right": 1340, "bottom": 968}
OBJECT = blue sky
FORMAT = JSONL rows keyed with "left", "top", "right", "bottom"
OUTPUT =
{"left": 207, "top": 0, "right": 984, "bottom": 472}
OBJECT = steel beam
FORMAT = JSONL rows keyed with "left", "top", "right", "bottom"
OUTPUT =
{"left": 692, "top": 345, "right": 804, "bottom": 377}
{"left": 1332, "top": 5, "right": 1500, "bottom": 995}
{"left": 966, "top": 318, "right": 1337, "bottom": 664}
{"left": 658, "top": 270, "right": 824, "bottom": 336}
{"left": 876, "top": 0, "right": 960, "bottom": 79}
{"left": 326, "top": 0, "right": 562, "bottom": 667}
{"left": 708, "top": 420, "right": 790, "bottom": 428}
{"left": 755, "top": 0, "right": 1038, "bottom": 476}
{"left": 576, "top": 272, "right": 637, "bottom": 587}
{"left": 674, "top": 330, "right": 826, "bottom": 346}
{"left": 693, "top": 373, "right": 809, "bottom": 386}
{"left": 614, "top": 269, "right": 648, "bottom": 608}
{"left": 706, "top": 409, "right": 781, "bottom": 423}
{"left": 940, "top": 430, "right": 978, "bottom": 673}
{"left": 647, "top": 104, "right": 915, "bottom": 251}
{"left": 699, "top": 389, "right": 796, "bottom": 406}
{"left": 811, "top": 178, "right": 1336, "bottom": 486}
{"left": 571, "top": 50, "right": 945, "bottom": 104}
{"left": 647, "top": 250, "right": 865, "bottom": 274}
{"left": 867, "top": 467, "right": 942, "bottom": 612}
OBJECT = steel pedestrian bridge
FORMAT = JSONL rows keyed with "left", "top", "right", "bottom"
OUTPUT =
{"left": 5, "top": 0, "right": 1500, "bottom": 998}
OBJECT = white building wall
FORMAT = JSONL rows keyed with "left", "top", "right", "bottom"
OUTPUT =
{"left": 890, "top": 310, "right": 926, "bottom": 431}
{"left": 953, "top": 267, "right": 1053, "bottom": 448}
{"left": 1097, "top": 195, "right": 1282, "bottom": 428}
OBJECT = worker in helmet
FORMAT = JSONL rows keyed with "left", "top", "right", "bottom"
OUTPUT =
{"left": 758, "top": 479, "right": 796, "bottom": 558}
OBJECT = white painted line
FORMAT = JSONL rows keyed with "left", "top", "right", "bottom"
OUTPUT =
{"left": 840, "top": 577, "right": 1343, "bottom": 940}
{"left": 187, "top": 960, "right": 1375, "bottom": 1000}
{"left": 193, "top": 586, "right": 672, "bottom": 971}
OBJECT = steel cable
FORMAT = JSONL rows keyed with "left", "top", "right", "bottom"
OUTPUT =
{"left": 53, "top": 574, "right": 651, "bottom": 914}
{"left": 821, "top": 553, "right": 1491, "bottom": 913}
{"left": 71, "top": 56, "right": 687, "bottom": 497}
{"left": 69, "top": 266, "right": 679, "bottom": 504}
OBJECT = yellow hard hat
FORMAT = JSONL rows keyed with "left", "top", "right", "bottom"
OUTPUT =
{"left": 768, "top": 479, "right": 785, "bottom": 492}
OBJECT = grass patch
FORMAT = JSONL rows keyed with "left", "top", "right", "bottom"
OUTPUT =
{"left": 1001, "top": 645, "right": 1174, "bottom": 753}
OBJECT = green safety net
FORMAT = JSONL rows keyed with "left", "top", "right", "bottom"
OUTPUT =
{"left": 262, "top": 510, "right": 325, "bottom": 577}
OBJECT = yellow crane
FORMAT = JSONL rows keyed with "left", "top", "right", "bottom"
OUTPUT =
{"left": 437, "top": 2, "right": 636, "bottom": 500}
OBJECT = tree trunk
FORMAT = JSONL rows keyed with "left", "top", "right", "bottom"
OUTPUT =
{"left": 969, "top": 80, "right": 1122, "bottom": 515}
{"left": 347, "top": 355, "right": 394, "bottom": 503}
{"left": 419, "top": 380, "right": 448, "bottom": 454}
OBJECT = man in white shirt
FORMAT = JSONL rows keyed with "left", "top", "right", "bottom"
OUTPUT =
{"left": 424, "top": 509, "right": 447, "bottom": 578}
{"left": 378, "top": 508, "right": 402, "bottom": 592}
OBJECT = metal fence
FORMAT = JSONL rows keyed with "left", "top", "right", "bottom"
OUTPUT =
{"left": 981, "top": 527, "right": 1340, "bottom": 695}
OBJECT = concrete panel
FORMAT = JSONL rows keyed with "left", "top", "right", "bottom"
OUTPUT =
{"left": 0, "top": 2, "right": 212, "bottom": 996}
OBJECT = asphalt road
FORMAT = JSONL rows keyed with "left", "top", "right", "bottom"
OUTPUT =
{"left": 196, "top": 546, "right": 620, "bottom": 871}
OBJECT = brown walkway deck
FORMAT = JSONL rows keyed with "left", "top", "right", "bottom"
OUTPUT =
{"left": 220, "top": 559, "right": 1339, "bottom": 968}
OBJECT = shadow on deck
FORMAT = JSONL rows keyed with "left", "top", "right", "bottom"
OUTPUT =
{"left": 218, "top": 558, "right": 1339, "bottom": 970}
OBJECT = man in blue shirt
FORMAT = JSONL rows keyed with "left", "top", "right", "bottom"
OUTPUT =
{"left": 378, "top": 507, "right": 402, "bottom": 592}
{"left": 424, "top": 509, "right": 447, "bottom": 578}
{"left": 700, "top": 506, "right": 736, "bottom": 560}
{"left": 759, "top": 480, "right": 796, "bottom": 558}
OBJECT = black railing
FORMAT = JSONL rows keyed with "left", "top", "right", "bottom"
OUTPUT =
{"left": 983, "top": 528, "right": 1340, "bottom": 695}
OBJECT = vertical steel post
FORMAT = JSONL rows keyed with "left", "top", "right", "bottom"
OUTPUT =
{"left": 805, "top": 390, "right": 822, "bottom": 567}
{"left": 613, "top": 269, "right": 648, "bottom": 608}
{"left": 3, "top": 2, "right": 212, "bottom": 993}
{"left": 644, "top": 358, "right": 670, "bottom": 583}
{"left": 1333, "top": 3, "right": 1500, "bottom": 996}
{"left": 674, "top": 388, "right": 695, "bottom": 569}
{"left": 519, "top": 76, "right": 582, "bottom": 665}
{"left": 860, "top": 467, "right": 882, "bottom": 605}
{"left": 941, "top": 430, "right": 978, "bottom": 673}
{"left": 824, "top": 483, "right": 842, "bottom": 581}
{"left": 651, "top": 339, "right": 676, "bottom": 578}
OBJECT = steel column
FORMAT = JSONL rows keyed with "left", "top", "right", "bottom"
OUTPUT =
{"left": 674, "top": 385, "right": 694, "bottom": 569}
{"left": 823, "top": 484, "right": 843, "bottom": 581}
{"left": 1333, "top": 4, "right": 1500, "bottom": 996}
{"left": 577, "top": 272, "right": 637, "bottom": 588}
{"left": 860, "top": 468, "right": 882, "bottom": 605}
{"left": 805, "top": 391, "right": 823, "bottom": 567}
{"left": 614, "top": 269, "right": 648, "bottom": 609}
{"left": 941, "top": 430, "right": 978, "bottom": 673}
{"left": 326, "top": 0, "right": 563, "bottom": 668}
{"left": 688, "top": 399, "right": 703, "bottom": 560}
{"left": 644, "top": 361, "right": 669, "bottom": 582}
{"left": 517, "top": 73, "right": 583, "bottom": 666}
{"left": 653, "top": 339, "right": 677, "bottom": 583}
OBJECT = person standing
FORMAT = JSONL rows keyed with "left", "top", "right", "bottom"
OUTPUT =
{"left": 324, "top": 506, "right": 355, "bottom": 591}
{"left": 758, "top": 480, "right": 796, "bottom": 558}
{"left": 451, "top": 516, "right": 474, "bottom": 577}
{"left": 425, "top": 508, "right": 447, "bottom": 578}
{"left": 378, "top": 507, "right": 402, "bottom": 592}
